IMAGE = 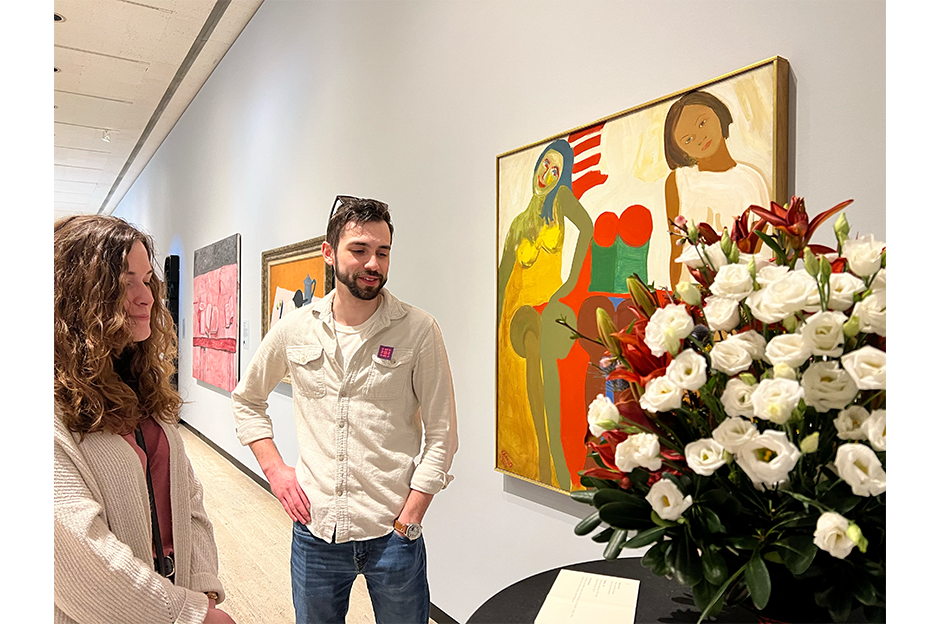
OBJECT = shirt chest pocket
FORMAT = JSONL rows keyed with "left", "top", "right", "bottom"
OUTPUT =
{"left": 286, "top": 345, "right": 326, "bottom": 399}
{"left": 365, "top": 348, "right": 415, "bottom": 400}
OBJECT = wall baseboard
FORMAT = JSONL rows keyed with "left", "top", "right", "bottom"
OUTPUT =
{"left": 180, "top": 420, "right": 459, "bottom": 624}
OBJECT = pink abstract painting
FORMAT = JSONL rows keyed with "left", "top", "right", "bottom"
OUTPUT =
{"left": 193, "top": 234, "right": 240, "bottom": 392}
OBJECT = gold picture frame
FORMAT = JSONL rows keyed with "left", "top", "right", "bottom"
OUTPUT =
{"left": 495, "top": 57, "right": 789, "bottom": 493}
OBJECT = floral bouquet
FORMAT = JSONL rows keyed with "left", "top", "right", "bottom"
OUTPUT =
{"left": 569, "top": 197, "right": 886, "bottom": 623}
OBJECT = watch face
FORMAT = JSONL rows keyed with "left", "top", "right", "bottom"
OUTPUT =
{"left": 405, "top": 523, "right": 422, "bottom": 540}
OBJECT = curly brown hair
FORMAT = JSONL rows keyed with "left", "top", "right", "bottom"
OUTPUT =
{"left": 54, "top": 215, "right": 181, "bottom": 435}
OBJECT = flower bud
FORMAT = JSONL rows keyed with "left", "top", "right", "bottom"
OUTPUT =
{"left": 803, "top": 248, "right": 819, "bottom": 277}
{"left": 800, "top": 432, "right": 819, "bottom": 453}
{"left": 843, "top": 315, "right": 861, "bottom": 338}
{"left": 820, "top": 255, "right": 832, "bottom": 281}
{"left": 728, "top": 244, "right": 740, "bottom": 264}
{"left": 687, "top": 223, "right": 699, "bottom": 245}
{"left": 847, "top": 522, "right": 869, "bottom": 553}
{"left": 738, "top": 373, "right": 758, "bottom": 386}
{"left": 674, "top": 215, "right": 688, "bottom": 228}
{"left": 720, "top": 228, "right": 733, "bottom": 258}
{"left": 881, "top": 249, "right": 886, "bottom": 268}
{"left": 834, "top": 212, "right": 851, "bottom": 246}
{"left": 782, "top": 315, "right": 800, "bottom": 333}
{"left": 674, "top": 281, "right": 701, "bottom": 306}
{"left": 773, "top": 363, "right": 797, "bottom": 380}
{"left": 595, "top": 308, "right": 621, "bottom": 358}
{"left": 626, "top": 275, "right": 658, "bottom": 318}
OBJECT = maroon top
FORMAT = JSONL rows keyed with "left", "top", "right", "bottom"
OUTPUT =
{"left": 122, "top": 417, "right": 174, "bottom": 559}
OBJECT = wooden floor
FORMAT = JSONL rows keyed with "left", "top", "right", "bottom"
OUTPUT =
{"left": 180, "top": 424, "right": 438, "bottom": 624}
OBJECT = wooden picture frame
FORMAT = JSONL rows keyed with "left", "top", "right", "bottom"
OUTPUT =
{"left": 495, "top": 57, "right": 789, "bottom": 492}
{"left": 261, "top": 234, "right": 334, "bottom": 339}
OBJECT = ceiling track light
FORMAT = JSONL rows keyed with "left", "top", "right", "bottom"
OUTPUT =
{"left": 55, "top": 13, "right": 65, "bottom": 22}
{"left": 102, "top": 130, "right": 112, "bottom": 143}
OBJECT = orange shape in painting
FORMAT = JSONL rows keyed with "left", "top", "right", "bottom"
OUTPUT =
{"left": 619, "top": 204, "right": 654, "bottom": 247}
{"left": 593, "top": 211, "right": 619, "bottom": 247}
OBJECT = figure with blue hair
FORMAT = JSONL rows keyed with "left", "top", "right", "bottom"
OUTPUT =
{"left": 497, "top": 139, "right": 592, "bottom": 489}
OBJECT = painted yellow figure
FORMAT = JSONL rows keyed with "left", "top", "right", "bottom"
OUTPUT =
{"left": 497, "top": 139, "right": 591, "bottom": 488}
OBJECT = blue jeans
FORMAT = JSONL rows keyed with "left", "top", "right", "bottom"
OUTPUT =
{"left": 291, "top": 521, "right": 429, "bottom": 624}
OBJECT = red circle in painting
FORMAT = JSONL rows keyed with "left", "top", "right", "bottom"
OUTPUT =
{"left": 593, "top": 212, "right": 619, "bottom": 247}
{"left": 619, "top": 204, "right": 653, "bottom": 247}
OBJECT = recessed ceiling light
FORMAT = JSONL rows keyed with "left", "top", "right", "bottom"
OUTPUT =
{"left": 55, "top": 67, "right": 60, "bottom": 73}
{"left": 55, "top": 13, "right": 65, "bottom": 22}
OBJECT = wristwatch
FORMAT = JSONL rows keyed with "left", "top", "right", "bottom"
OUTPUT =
{"left": 394, "top": 519, "right": 422, "bottom": 540}
{"left": 204, "top": 591, "right": 219, "bottom": 601}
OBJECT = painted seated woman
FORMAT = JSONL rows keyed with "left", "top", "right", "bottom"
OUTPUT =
{"left": 663, "top": 90, "right": 770, "bottom": 285}
{"left": 54, "top": 215, "right": 235, "bottom": 624}
{"left": 496, "top": 139, "right": 592, "bottom": 488}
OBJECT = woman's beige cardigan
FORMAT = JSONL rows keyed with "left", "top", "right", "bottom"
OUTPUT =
{"left": 54, "top": 411, "right": 226, "bottom": 624}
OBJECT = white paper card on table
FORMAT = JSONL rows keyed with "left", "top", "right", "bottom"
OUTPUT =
{"left": 533, "top": 569, "right": 640, "bottom": 624}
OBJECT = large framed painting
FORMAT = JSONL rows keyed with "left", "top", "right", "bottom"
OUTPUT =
{"left": 261, "top": 235, "right": 334, "bottom": 338}
{"left": 496, "top": 57, "right": 789, "bottom": 492}
{"left": 193, "top": 233, "right": 241, "bottom": 393}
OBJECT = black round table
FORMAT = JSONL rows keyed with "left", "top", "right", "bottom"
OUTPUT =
{"left": 467, "top": 557, "right": 759, "bottom": 624}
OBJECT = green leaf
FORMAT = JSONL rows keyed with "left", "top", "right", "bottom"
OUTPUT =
{"left": 591, "top": 527, "right": 614, "bottom": 543}
{"left": 574, "top": 510, "right": 602, "bottom": 536}
{"left": 755, "top": 230, "right": 786, "bottom": 259}
{"left": 697, "top": 489, "right": 729, "bottom": 507}
{"left": 569, "top": 489, "right": 596, "bottom": 505}
{"left": 642, "top": 540, "right": 671, "bottom": 576}
{"left": 726, "top": 535, "right": 760, "bottom": 551}
{"left": 579, "top": 475, "right": 617, "bottom": 490}
{"left": 744, "top": 555, "right": 771, "bottom": 610}
{"left": 692, "top": 580, "right": 724, "bottom": 620}
{"left": 603, "top": 528, "right": 628, "bottom": 560}
{"left": 762, "top": 551, "right": 783, "bottom": 564}
{"left": 623, "top": 525, "right": 669, "bottom": 549}
{"left": 673, "top": 532, "right": 703, "bottom": 587}
{"left": 594, "top": 488, "right": 640, "bottom": 507}
{"left": 820, "top": 481, "right": 861, "bottom": 514}
{"left": 852, "top": 574, "right": 878, "bottom": 606}
{"left": 863, "top": 605, "right": 887, "bottom": 623}
{"left": 598, "top": 500, "right": 652, "bottom": 530}
{"left": 776, "top": 535, "right": 817, "bottom": 575}
{"left": 701, "top": 548, "right": 728, "bottom": 586}
{"left": 697, "top": 506, "right": 726, "bottom": 534}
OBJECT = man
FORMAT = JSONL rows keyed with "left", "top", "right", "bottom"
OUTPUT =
{"left": 232, "top": 197, "right": 458, "bottom": 623}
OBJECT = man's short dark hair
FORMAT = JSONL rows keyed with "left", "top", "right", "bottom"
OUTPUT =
{"left": 326, "top": 197, "right": 394, "bottom": 251}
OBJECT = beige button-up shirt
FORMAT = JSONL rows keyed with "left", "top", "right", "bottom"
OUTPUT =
{"left": 232, "top": 290, "right": 458, "bottom": 543}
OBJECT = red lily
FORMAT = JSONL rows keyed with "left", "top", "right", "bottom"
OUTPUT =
{"left": 729, "top": 206, "right": 770, "bottom": 254}
{"left": 609, "top": 319, "right": 671, "bottom": 388}
{"left": 749, "top": 196, "right": 853, "bottom": 259}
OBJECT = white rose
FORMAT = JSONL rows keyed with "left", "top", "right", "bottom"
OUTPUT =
{"left": 764, "top": 333, "right": 811, "bottom": 368}
{"left": 713, "top": 415, "right": 758, "bottom": 452}
{"left": 710, "top": 263, "right": 755, "bottom": 301}
{"left": 840, "top": 346, "right": 886, "bottom": 390}
{"left": 834, "top": 405, "right": 870, "bottom": 441}
{"left": 728, "top": 330, "right": 766, "bottom": 360}
{"left": 685, "top": 438, "right": 727, "bottom": 476}
{"left": 704, "top": 295, "right": 740, "bottom": 332}
{"left": 614, "top": 433, "right": 662, "bottom": 473}
{"left": 825, "top": 272, "right": 867, "bottom": 311}
{"left": 746, "top": 271, "right": 816, "bottom": 323}
{"left": 736, "top": 430, "right": 801, "bottom": 490}
{"left": 676, "top": 242, "right": 729, "bottom": 271}
{"left": 773, "top": 363, "right": 797, "bottom": 380}
{"left": 644, "top": 304, "right": 694, "bottom": 357}
{"left": 751, "top": 378, "right": 804, "bottom": 424}
{"left": 645, "top": 478, "right": 693, "bottom": 521}
{"left": 800, "top": 311, "right": 847, "bottom": 357}
{"left": 834, "top": 443, "right": 886, "bottom": 496}
{"left": 842, "top": 234, "right": 885, "bottom": 277}
{"left": 814, "top": 512, "right": 856, "bottom": 559}
{"left": 639, "top": 376, "right": 684, "bottom": 412}
{"left": 756, "top": 265, "right": 790, "bottom": 288}
{"left": 666, "top": 349, "right": 708, "bottom": 391}
{"left": 674, "top": 281, "right": 702, "bottom": 306}
{"left": 720, "top": 378, "right": 757, "bottom": 419}
{"left": 802, "top": 361, "right": 859, "bottom": 412}
{"left": 853, "top": 290, "right": 886, "bottom": 337}
{"left": 587, "top": 394, "right": 621, "bottom": 437}
{"left": 710, "top": 339, "right": 753, "bottom": 376}
{"left": 870, "top": 268, "right": 886, "bottom": 293}
{"left": 865, "top": 409, "right": 886, "bottom": 451}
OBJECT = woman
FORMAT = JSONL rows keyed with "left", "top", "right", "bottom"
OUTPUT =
{"left": 496, "top": 139, "right": 592, "bottom": 489}
{"left": 663, "top": 90, "right": 770, "bottom": 285}
{"left": 54, "top": 215, "right": 235, "bottom": 624}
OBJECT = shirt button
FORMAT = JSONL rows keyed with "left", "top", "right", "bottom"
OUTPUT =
{"left": 337, "top": 454, "right": 345, "bottom": 462}
{"left": 338, "top": 421, "right": 345, "bottom": 428}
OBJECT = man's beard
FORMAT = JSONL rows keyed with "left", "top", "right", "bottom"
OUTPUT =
{"left": 335, "top": 266, "right": 387, "bottom": 301}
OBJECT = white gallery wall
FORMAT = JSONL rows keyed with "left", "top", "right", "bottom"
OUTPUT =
{"left": 112, "top": 1, "right": 886, "bottom": 620}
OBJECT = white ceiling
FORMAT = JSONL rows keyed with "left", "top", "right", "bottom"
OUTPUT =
{"left": 53, "top": 0, "right": 264, "bottom": 219}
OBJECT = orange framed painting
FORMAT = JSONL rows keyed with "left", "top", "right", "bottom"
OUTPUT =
{"left": 496, "top": 57, "right": 789, "bottom": 492}
{"left": 261, "top": 235, "right": 334, "bottom": 338}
